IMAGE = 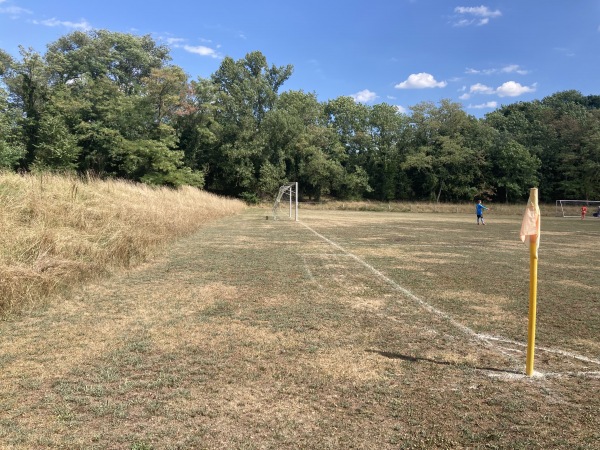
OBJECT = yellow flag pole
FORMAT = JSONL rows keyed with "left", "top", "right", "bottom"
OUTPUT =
{"left": 525, "top": 188, "right": 539, "bottom": 376}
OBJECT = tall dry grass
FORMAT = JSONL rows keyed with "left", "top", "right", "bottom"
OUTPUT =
{"left": 0, "top": 172, "right": 246, "bottom": 315}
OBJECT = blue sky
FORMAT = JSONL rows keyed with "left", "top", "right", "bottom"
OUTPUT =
{"left": 1, "top": 0, "right": 599, "bottom": 117}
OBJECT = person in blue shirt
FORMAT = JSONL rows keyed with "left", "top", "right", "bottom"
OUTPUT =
{"left": 476, "top": 200, "right": 489, "bottom": 225}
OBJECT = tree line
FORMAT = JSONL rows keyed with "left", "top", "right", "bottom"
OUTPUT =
{"left": 1, "top": 30, "right": 599, "bottom": 202}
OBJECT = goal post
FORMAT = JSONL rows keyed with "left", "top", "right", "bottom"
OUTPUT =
{"left": 273, "top": 182, "right": 298, "bottom": 221}
{"left": 555, "top": 200, "right": 600, "bottom": 218}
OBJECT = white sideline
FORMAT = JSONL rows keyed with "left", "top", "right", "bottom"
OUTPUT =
{"left": 299, "top": 221, "right": 600, "bottom": 370}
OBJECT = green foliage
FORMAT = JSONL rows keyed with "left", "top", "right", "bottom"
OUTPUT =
{"left": 45, "top": 30, "right": 170, "bottom": 94}
{"left": 239, "top": 191, "right": 260, "bottom": 204}
{"left": 486, "top": 134, "right": 540, "bottom": 202}
{"left": 339, "top": 166, "right": 373, "bottom": 200}
{"left": 0, "top": 88, "right": 26, "bottom": 168}
{"left": 191, "top": 51, "right": 295, "bottom": 195}
{"left": 487, "top": 91, "right": 600, "bottom": 200}
{"left": 257, "top": 161, "right": 286, "bottom": 198}
{"left": 0, "top": 29, "right": 599, "bottom": 201}
{"left": 1, "top": 47, "right": 50, "bottom": 167}
{"left": 403, "top": 100, "right": 482, "bottom": 202}
{"left": 32, "top": 112, "right": 80, "bottom": 171}
{"left": 115, "top": 138, "right": 204, "bottom": 188}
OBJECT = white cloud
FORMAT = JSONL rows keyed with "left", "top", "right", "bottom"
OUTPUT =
{"left": 554, "top": 47, "right": 575, "bottom": 57}
{"left": 500, "top": 64, "right": 529, "bottom": 75}
{"left": 466, "top": 64, "right": 528, "bottom": 76}
{"left": 453, "top": 5, "right": 502, "bottom": 26}
{"left": 0, "top": 5, "right": 32, "bottom": 16}
{"left": 463, "top": 81, "right": 536, "bottom": 98}
{"left": 468, "top": 101, "right": 498, "bottom": 109}
{"left": 183, "top": 45, "right": 220, "bottom": 58}
{"left": 496, "top": 81, "right": 536, "bottom": 97}
{"left": 470, "top": 83, "right": 495, "bottom": 94}
{"left": 395, "top": 105, "right": 408, "bottom": 114}
{"left": 165, "top": 37, "right": 185, "bottom": 45}
{"left": 350, "top": 89, "right": 378, "bottom": 103}
{"left": 455, "top": 5, "right": 502, "bottom": 18}
{"left": 395, "top": 73, "right": 447, "bottom": 89}
{"left": 33, "top": 17, "right": 91, "bottom": 31}
{"left": 454, "top": 19, "right": 471, "bottom": 27}
{"left": 466, "top": 67, "right": 495, "bottom": 75}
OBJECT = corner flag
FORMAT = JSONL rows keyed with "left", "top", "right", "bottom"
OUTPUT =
{"left": 520, "top": 188, "right": 540, "bottom": 376}
{"left": 520, "top": 188, "right": 541, "bottom": 257}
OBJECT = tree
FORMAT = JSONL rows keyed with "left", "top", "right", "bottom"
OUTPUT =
{"left": 258, "top": 90, "right": 325, "bottom": 197}
{"left": 68, "top": 75, "right": 135, "bottom": 174}
{"left": 0, "top": 87, "right": 25, "bottom": 168}
{"left": 404, "top": 100, "right": 482, "bottom": 201}
{"left": 365, "top": 103, "right": 408, "bottom": 200}
{"left": 114, "top": 135, "right": 204, "bottom": 188}
{"left": 176, "top": 78, "right": 222, "bottom": 174}
{"left": 325, "top": 96, "right": 371, "bottom": 161}
{"left": 45, "top": 30, "right": 170, "bottom": 94}
{"left": 42, "top": 31, "right": 203, "bottom": 185}
{"left": 296, "top": 125, "right": 346, "bottom": 201}
{"left": 32, "top": 110, "right": 80, "bottom": 171}
{"left": 529, "top": 92, "right": 600, "bottom": 199}
{"left": 487, "top": 133, "right": 540, "bottom": 202}
{"left": 141, "top": 66, "right": 187, "bottom": 126}
{"left": 556, "top": 110, "right": 600, "bottom": 199}
{"left": 197, "top": 51, "right": 293, "bottom": 196}
{"left": 0, "top": 47, "right": 49, "bottom": 168}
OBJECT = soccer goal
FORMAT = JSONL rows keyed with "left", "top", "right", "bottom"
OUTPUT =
{"left": 273, "top": 182, "right": 298, "bottom": 221}
{"left": 555, "top": 200, "right": 600, "bottom": 217}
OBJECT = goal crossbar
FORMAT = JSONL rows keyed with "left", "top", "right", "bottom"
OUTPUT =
{"left": 555, "top": 199, "right": 600, "bottom": 217}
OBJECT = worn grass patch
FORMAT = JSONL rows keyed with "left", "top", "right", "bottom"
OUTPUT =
{"left": 1, "top": 209, "right": 598, "bottom": 448}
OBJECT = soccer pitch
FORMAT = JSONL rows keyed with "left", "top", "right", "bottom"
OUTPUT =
{"left": 1, "top": 208, "right": 598, "bottom": 448}
{"left": 292, "top": 209, "right": 599, "bottom": 376}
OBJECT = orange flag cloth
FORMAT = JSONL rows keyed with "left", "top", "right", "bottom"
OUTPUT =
{"left": 520, "top": 190, "right": 541, "bottom": 258}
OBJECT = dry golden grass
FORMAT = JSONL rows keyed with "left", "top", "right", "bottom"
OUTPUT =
{"left": 300, "top": 199, "right": 556, "bottom": 216}
{"left": 0, "top": 172, "right": 246, "bottom": 314}
{"left": 0, "top": 208, "right": 599, "bottom": 448}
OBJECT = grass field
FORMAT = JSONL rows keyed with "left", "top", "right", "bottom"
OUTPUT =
{"left": 1, "top": 207, "right": 599, "bottom": 448}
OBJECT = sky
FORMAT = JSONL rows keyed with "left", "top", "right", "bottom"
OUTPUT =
{"left": 1, "top": 0, "right": 599, "bottom": 117}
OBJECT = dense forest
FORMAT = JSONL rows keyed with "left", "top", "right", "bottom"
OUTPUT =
{"left": 1, "top": 30, "right": 599, "bottom": 203}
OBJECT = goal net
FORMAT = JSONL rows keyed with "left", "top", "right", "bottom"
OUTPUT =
{"left": 555, "top": 200, "right": 600, "bottom": 218}
{"left": 273, "top": 182, "right": 298, "bottom": 221}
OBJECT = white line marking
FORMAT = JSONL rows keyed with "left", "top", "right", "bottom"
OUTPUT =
{"left": 300, "top": 222, "right": 495, "bottom": 342}
{"left": 301, "top": 254, "right": 322, "bottom": 289}
{"left": 299, "top": 253, "right": 354, "bottom": 257}
{"left": 300, "top": 221, "right": 600, "bottom": 369}
{"left": 489, "top": 371, "right": 600, "bottom": 380}
{"left": 478, "top": 334, "right": 600, "bottom": 365}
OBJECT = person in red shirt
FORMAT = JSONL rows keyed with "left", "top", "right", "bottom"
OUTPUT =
{"left": 581, "top": 205, "right": 588, "bottom": 220}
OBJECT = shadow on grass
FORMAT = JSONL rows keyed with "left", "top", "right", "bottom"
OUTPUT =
{"left": 367, "top": 349, "right": 523, "bottom": 376}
